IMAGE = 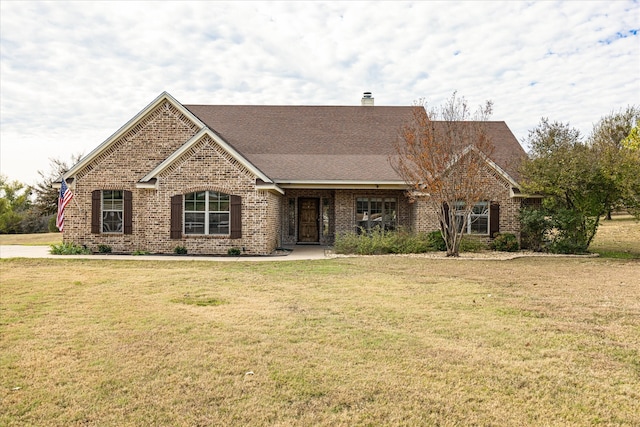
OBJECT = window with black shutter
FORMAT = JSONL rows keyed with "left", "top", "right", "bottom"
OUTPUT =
{"left": 92, "top": 190, "right": 132, "bottom": 234}
{"left": 172, "top": 192, "right": 240, "bottom": 239}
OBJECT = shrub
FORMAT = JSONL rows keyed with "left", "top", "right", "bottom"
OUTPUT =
{"left": 490, "top": 233, "right": 519, "bottom": 252}
{"left": 388, "top": 230, "right": 432, "bottom": 254}
{"left": 426, "top": 230, "right": 447, "bottom": 251}
{"left": 174, "top": 246, "right": 187, "bottom": 255}
{"left": 459, "top": 237, "right": 487, "bottom": 252}
{"left": 333, "top": 232, "right": 360, "bottom": 254}
{"left": 333, "top": 229, "right": 493, "bottom": 255}
{"left": 519, "top": 207, "right": 550, "bottom": 251}
{"left": 546, "top": 208, "right": 595, "bottom": 254}
{"left": 49, "top": 242, "right": 90, "bottom": 255}
{"left": 227, "top": 247, "right": 241, "bottom": 256}
{"left": 97, "top": 244, "right": 112, "bottom": 254}
{"left": 334, "top": 229, "right": 436, "bottom": 255}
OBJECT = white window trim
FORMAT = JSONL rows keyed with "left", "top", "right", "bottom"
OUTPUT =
{"left": 102, "top": 190, "right": 124, "bottom": 234}
{"left": 455, "top": 201, "right": 489, "bottom": 235}
{"left": 183, "top": 191, "right": 231, "bottom": 236}
{"left": 356, "top": 197, "right": 398, "bottom": 232}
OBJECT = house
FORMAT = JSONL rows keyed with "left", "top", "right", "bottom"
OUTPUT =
{"left": 59, "top": 92, "right": 530, "bottom": 255}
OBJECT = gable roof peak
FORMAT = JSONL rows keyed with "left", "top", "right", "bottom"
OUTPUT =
{"left": 61, "top": 91, "right": 205, "bottom": 181}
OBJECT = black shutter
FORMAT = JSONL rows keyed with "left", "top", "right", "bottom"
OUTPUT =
{"left": 230, "top": 195, "right": 242, "bottom": 239}
{"left": 170, "top": 195, "right": 183, "bottom": 239}
{"left": 490, "top": 202, "right": 500, "bottom": 237}
{"left": 91, "top": 190, "right": 101, "bottom": 234}
{"left": 124, "top": 191, "right": 133, "bottom": 235}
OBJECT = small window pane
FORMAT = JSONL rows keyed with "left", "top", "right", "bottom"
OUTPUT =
{"left": 322, "top": 198, "right": 330, "bottom": 236}
{"left": 185, "top": 212, "right": 205, "bottom": 234}
{"left": 384, "top": 199, "right": 397, "bottom": 230}
{"left": 370, "top": 198, "right": 382, "bottom": 214}
{"left": 473, "top": 202, "right": 488, "bottom": 215}
{"left": 288, "top": 198, "right": 296, "bottom": 236}
{"left": 209, "top": 213, "right": 229, "bottom": 235}
{"left": 356, "top": 198, "right": 368, "bottom": 221}
{"left": 185, "top": 192, "right": 206, "bottom": 212}
{"left": 102, "top": 211, "right": 123, "bottom": 233}
{"left": 470, "top": 216, "right": 488, "bottom": 234}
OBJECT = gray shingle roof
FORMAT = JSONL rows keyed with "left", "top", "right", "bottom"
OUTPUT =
{"left": 184, "top": 105, "right": 525, "bottom": 183}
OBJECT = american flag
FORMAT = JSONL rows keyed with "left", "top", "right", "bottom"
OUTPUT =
{"left": 56, "top": 180, "right": 74, "bottom": 232}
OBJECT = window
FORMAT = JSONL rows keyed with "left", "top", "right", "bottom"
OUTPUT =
{"left": 184, "top": 191, "right": 230, "bottom": 235}
{"left": 356, "top": 197, "right": 397, "bottom": 232}
{"left": 102, "top": 190, "right": 124, "bottom": 233}
{"left": 92, "top": 190, "right": 131, "bottom": 234}
{"left": 454, "top": 201, "right": 489, "bottom": 235}
{"left": 288, "top": 198, "right": 296, "bottom": 236}
{"left": 322, "top": 197, "right": 330, "bottom": 236}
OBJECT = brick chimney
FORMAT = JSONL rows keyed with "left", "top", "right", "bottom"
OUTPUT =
{"left": 361, "top": 92, "right": 374, "bottom": 106}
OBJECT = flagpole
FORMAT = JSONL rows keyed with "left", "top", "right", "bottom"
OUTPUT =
{"left": 71, "top": 192, "right": 83, "bottom": 214}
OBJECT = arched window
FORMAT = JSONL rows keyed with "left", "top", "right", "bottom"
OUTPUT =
{"left": 184, "top": 191, "right": 230, "bottom": 235}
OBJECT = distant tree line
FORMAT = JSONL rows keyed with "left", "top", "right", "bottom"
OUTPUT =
{"left": 0, "top": 154, "right": 81, "bottom": 234}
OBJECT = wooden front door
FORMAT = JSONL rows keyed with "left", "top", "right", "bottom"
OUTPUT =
{"left": 298, "top": 198, "right": 319, "bottom": 243}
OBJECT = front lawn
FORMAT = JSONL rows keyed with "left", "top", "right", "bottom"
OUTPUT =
{"left": 0, "top": 232, "right": 61, "bottom": 246}
{"left": 1, "top": 256, "right": 638, "bottom": 426}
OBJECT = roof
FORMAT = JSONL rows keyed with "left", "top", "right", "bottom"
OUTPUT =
{"left": 60, "top": 92, "right": 526, "bottom": 190}
{"left": 184, "top": 105, "right": 526, "bottom": 184}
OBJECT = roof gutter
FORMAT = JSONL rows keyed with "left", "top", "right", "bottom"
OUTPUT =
{"left": 275, "top": 180, "right": 408, "bottom": 190}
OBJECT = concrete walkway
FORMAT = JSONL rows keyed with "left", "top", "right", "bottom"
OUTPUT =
{"left": 0, "top": 245, "right": 331, "bottom": 262}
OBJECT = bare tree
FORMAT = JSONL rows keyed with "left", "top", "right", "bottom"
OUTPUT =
{"left": 393, "top": 93, "right": 495, "bottom": 256}
{"left": 32, "top": 154, "right": 83, "bottom": 217}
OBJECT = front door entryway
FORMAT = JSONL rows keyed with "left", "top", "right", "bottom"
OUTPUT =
{"left": 298, "top": 198, "right": 319, "bottom": 243}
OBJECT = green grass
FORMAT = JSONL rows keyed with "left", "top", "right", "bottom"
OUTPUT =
{"left": 1, "top": 256, "right": 638, "bottom": 426}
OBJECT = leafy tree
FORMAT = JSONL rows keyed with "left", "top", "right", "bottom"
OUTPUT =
{"left": 622, "top": 121, "right": 639, "bottom": 150}
{"left": 393, "top": 92, "right": 495, "bottom": 257}
{"left": 0, "top": 175, "right": 32, "bottom": 234}
{"left": 520, "top": 119, "right": 615, "bottom": 253}
{"left": 588, "top": 107, "right": 640, "bottom": 219}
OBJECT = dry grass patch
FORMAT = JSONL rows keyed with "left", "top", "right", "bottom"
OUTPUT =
{"left": 590, "top": 214, "right": 640, "bottom": 258}
{"left": 0, "top": 233, "right": 61, "bottom": 246}
{"left": 1, "top": 256, "right": 638, "bottom": 426}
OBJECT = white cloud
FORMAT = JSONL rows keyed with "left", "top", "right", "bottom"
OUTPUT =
{"left": 1, "top": 0, "right": 638, "bottom": 185}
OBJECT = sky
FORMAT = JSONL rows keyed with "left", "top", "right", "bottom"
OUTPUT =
{"left": 1, "top": 1, "right": 639, "bottom": 186}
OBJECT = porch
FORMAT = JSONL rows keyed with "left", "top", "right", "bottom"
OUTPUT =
{"left": 280, "top": 189, "right": 412, "bottom": 246}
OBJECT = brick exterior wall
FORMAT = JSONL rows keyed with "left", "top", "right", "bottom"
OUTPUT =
{"left": 62, "top": 99, "right": 526, "bottom": 254}
{"left": 63, "top": 101, "right": 281, "bottom": 255}
{"left": 410, "top": 165, "right": 524, "bottom": 241}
